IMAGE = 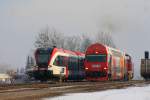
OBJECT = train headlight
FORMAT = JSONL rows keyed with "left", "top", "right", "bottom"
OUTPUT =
{"left": 104, "top": 67, "right": 107, "bottom": 70}
{"left": 60, "top": 68, "right": 64, "bottom": 73}
{"left": 85, "top": 67, "right": 88, "bottom": 70}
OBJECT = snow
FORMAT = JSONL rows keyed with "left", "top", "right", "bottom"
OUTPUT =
{"left": 44, "top": 85, "right": 150, "bottom": 100}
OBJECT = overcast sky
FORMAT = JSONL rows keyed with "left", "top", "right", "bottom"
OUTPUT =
{"left": 0, "top": 0, "right": 150, "bottom": 78}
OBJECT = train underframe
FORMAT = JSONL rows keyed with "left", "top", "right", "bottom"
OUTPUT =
{"left": 27, "top": 70, "right": 85, "bottom": 82}
{"left": 85, "top": 71, "right": 132, "bottom": 81}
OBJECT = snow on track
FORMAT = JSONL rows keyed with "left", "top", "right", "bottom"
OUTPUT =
{"left": 45, "top": 85, "right": 150, "bottom": 100}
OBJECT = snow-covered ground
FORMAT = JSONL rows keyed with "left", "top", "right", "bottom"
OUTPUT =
{"left": 44, "top": 85, "right": 150, "bottom": 100}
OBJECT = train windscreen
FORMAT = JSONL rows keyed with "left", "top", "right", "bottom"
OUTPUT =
{"left": 36, "top": 48, "right": 53, "bottom": 67}
{"left": 86, "top": 54, "right": 106, "bottom": 62}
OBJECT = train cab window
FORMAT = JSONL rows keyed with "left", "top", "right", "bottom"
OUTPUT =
{"left": 86, "top": 54, "right": 106, "bottom": 62}
{"left": 53, "top": 56, "right": 65, "bottom": 66}
{"left": 35, "top": 48, "right": 53, "bottom": 67}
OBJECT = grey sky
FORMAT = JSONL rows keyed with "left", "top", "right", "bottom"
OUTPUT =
{"left": 0, "top": 0, "right": 150, "bottom": 78}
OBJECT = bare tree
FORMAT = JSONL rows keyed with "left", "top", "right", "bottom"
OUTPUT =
{"left": 35, "top": 27, "right": 83, "bottom": 51}
{"left": 35, "top": 27, "right": 65, "bottom": 48}
{"left": 35, "top": 27, "right": 50, "bottom": 48}
{"left": 34, "top": 27, "right": 116, "bottom": 52}
{"left": 26, "top": 55, "right": 36, "bottom": 70}
{"left": 64, "top": 36, "right": 82, "bottom": 51}
{"left": 80, "top": 34, "right": 92, "bottom": 52}
{"left": 94, "top": 32, "right": 116, "bottom": 48}
{"left": 79, "top": 32, "right": 115, "bottom": 52}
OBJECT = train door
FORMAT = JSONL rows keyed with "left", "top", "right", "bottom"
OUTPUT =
{"left": 72, "top": 56, "right": 78, "bottom": 80}
{"left": 124, "top": 57, "right": 128, "bottom": 80}
{"left": 77, "top": 57, "right": 85, "bottom": 80}
{"left": 52, "top": 55, "right": 66, "bottom": 79}
{"left": 63, "top": 56, "right": 69, "bottom": 80}
{"left": 110, "top": 51, "right": 116, "bottom": 80}
{"left": 120, "top": 56, "right": 125, "bottom": 80}
{"left": 116, "top": 57, "right": 121, "bottom": 80}
{"left": 108, "top": 54, "right": 112, "bottom": 80}
{"left": 111, "top": 57, "right": 120, "bottom": 80}
{"left": 68, "top": 56, "right": 78, "bottom": 80}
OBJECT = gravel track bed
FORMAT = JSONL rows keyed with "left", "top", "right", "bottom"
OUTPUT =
{"left": 0, "top": 80, "right": 149, "bottom": 100}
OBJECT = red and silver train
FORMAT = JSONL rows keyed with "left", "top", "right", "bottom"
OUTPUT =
{"left": 26, "top": 43, "right": 134, "bottom": 82}
{"left": 84, "top": 43, "right": 134, "bottom": 81}
{"left": 26, "top": 47, "right": 85, "bottom": 81}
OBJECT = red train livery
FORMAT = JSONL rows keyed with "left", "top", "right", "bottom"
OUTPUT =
{"left": 85, "top": 43, "right": 133, "bottom": 81}
{"left": 27, "top": 47, "right": 85, "bottom": 81}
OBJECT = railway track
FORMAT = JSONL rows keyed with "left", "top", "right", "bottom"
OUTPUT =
{"left": 0, "top": 80, "right": 148, "bottom": 91}
{"left": 0, "top": 80, "right": 149, "bottom": 100}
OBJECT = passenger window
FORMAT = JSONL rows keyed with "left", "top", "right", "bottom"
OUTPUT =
{"left": 68, "top": 56, "right": 78, "bottom": 71}
{"left": 53, "top": 56, "right": 65, "bottom": 66}
{"left": 53, "top": 56, "right": 58, "bottom": 65}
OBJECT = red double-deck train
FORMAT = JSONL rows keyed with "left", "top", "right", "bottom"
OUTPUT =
{"left": 84, "top": 43, "right": 134, "bottom": 81}
{"left": 26, "top": 47, "right": 85, "bottom": 81}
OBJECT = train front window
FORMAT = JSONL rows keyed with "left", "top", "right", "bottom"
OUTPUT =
{"left": 37, "top": 54, "right": 49, "bottom": 64}
{"left": 53, "top": 56, "right": 65, "bottom": 66}
{"left": 36, "top": 48, "right": 53, "bottom": 66}
{"left": 86, "top": 54, "right": 106, "bottom": 62}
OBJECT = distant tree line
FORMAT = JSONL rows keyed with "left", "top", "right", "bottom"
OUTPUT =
{"left": 35, "top": 27, "right": 116, "bottom": 52}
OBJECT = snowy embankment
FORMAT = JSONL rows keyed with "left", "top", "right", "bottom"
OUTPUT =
{"left": 44, "top": 85, "right": 150, "bottom": 100}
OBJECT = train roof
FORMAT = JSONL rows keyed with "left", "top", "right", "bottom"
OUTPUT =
{"left": 56, "top": 48, "right": 85, "bottom": 56}
{"left": 86, "top": 43, "right": 125, "bottom": 55}
{"left": 36, "top": 47, "right": 85, "bottom": 56}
